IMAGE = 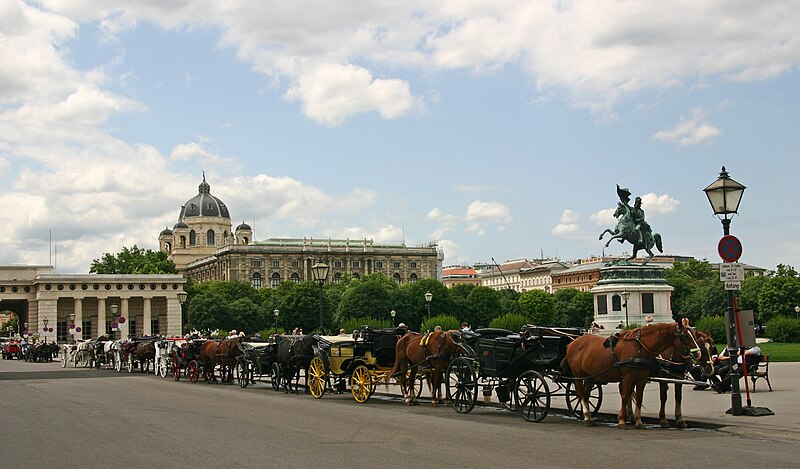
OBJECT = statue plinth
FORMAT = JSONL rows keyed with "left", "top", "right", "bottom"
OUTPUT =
{"left": 590, "top": 264, "right": 673, "bottom": 333}
{"left": 595, "top": 264, "right": 668, "bottom": 286}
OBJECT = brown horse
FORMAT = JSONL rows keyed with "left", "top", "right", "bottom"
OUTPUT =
{"left": 199, "top": 337, "right": 243, "bottom": 383}
{"left": 387, "top": 330, "right": 460, "bottom": 406}
{"left": 565, "top": 321, "right": 693, "bottom": 428}
{"left": 653, "top": 330, "right": 715, "bottom": 428}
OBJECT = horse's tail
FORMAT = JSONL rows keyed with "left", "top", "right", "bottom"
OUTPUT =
{"left": 560, "top": 357, "right": 572, "bottom": 378}
{"left": 385, "top": 335, "right": 406, "bottom": 384}
{"left": 654, "top": 233, "right": 663, "bottom": 253}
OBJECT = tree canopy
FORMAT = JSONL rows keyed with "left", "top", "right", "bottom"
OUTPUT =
{"left": 90, "top": 245, "right": 177, "bottom": 274}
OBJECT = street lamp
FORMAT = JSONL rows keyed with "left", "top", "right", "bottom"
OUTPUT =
{"left": 274, "top": 309, "right": 280, "bottom": 332}
{"left": 704, "top": 166, "right": 747, "bottom": 416}
{"left": 795, "top": 306, "right": 799, "bottom": 321}
{"left": 311, "top": 260, "right": 329, "bottom": 334}
{"left": 425, "top": 291, "right": 433, "bottom": 322}
{"left": 109, "top": 305, "right": 119, "bottom": 339}
{"left": 177, "top": 291, "right": 188, "bottom": 305}
{"left": 390, "top": 310, "right": 396, "bottom": 327}
{"left": 177, "top": 291, "right": 188, "bottom": 335}
{"left": 43, "top": 318, "right": 49, "bottom": 342}
{"left": 621, "top": 290, "right": 630, "bottom": 328}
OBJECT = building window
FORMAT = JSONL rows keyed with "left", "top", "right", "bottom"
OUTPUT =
{"left": 352, "top": 261, "right": 360, "bottom": 268}
{"left": 271, "top": 260, "right": 280, "bottom": 268}
{"left": 642, "top": 293, "right": 655, "bottom": 315}
{"left": 375, "top": 261, "right": 383, "bottom": 269}
{"left": 393, "top": 261, "right": 401, "bottom": 268}
{"left": 612, "top": 295, "right": 622, "bottom": 312}
{"left": 290, "top": 273, "right": 300, "bottom": 284}
{"left": 180, "top": 236, "right": 186, "bottom": 248}
{"left": 410, "top": 261, "right": 417, "bottom": 268}
{"left": 334, "top": 260, "right": 343, "bottom": 268}
{"left": 189, "top": 230, "right": 196, "bottom": 246}
{"left": 393, "top": 273, "right": 401, "bottom": 283}
{"left": 252, "top": 260, "right": 262, "bottom": 268}
{"left": 207, "top": 230, "right": 215, "bottom": 245}
{"left": 597, "top": 295, "right": 608, "bottom": 315}
{"left": 409, "top": 273, "right": 418, "bottom": 283}
{"left": 82, "top": 320, "right": 92, "bottom": 340}
{"left": 271, "top": 273, "right": 281, "bottom": 288}
{"left": 251, "top": 273, "right": 262, "bottom": 289}
{"left": 333, "top": 273, "right": 342, "bottom": 284}
{"left": 352, "top": 273, "right": 360, "bottom": 279}
{"left": 151, "top": 319, "right": 160, "bottom": 335}
{"left": 130, "top": 319, "right": 137, "bottom": 336}
{"left": 57, "top": 321, "right": 67, "bottom": 342}
{"left": 291, "top": 260, "right": 299, "bottom": 268}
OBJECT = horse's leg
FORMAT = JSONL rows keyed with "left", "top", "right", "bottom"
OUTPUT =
{"left": 618, "top": 377, "right": 632, "bottom": 428}
{"left": 674, "top": 384, "right": 687, "bottom": 428}
{"left": 634, "top": 380, "right": 646, "bottom": 429}
{"left": 431, "top": 370, "right": 441, "bottom": 407}
{"left": 576, "top": 381, "right": 596, "bottom": 426}
{"left": 658, "top": 382, "right": 669, "bottom": 428}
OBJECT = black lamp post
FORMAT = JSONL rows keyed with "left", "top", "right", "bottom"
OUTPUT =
{"left": 311, "top": 260, "right": 329, "bottom": 334}
{"left": 622, "top": 290, "right": 630, "bottom": 328}
{"left": 43, "top": 318, "right": 49, "bottom": 342}
{"left": 425, "top": 291, "right": 433, "bottom": 322}
{"left": 795, "top": 306, "right": 799, "bottom": 321}
{"left": 390, "top": 310, "right": 396, "bottom": 327}
{"left": 704, "top": 166, "right": 746, "bottom": 416}
{"left": 274, "top": 309, "right": 280, "bottom": 332}
{"left": 109, "top": 304, "right": 119, "bottom": 339}
{"left": 177, "top": 291, "right": 188, "bottom": 335}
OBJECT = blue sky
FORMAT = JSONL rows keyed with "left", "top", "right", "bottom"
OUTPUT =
{"left": 1, "top": 1, "right": 798, "bottom": 273}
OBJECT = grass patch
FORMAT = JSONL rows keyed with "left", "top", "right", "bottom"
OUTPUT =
{"left": 754, "top": 342, "right": 800, "bottom": 362}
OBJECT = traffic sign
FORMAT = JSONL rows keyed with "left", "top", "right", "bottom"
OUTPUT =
{"left": 718, "top": 235, "right": 743, "bottom": 263}
{"left": 720, "top": 263, "right": 744, "bottom": 282}
{"left": 725, "top": 281, "right": 741, "bottom": 290}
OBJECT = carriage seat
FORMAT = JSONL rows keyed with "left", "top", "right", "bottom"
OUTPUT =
{"left": 473, "top": 328, "right": 514, "bottom": 339}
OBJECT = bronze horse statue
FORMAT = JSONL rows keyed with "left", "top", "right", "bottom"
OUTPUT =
{"left": 387, "top": 330, "right": 460, "bottom": 406}
{"left": 564, "top": 321, "right": 693, "bottom": 428}
{"left": 599, "top": 201, "right": 663, "bottom": 263}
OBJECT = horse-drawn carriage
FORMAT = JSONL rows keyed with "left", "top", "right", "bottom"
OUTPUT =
{"left": 119, "top": 336, "right": 158, "bottom": 373}
{"left": 446, "top": 326, "right": 603, "bottom": 422}
{"left": 171, "top": 338, "right": 207, "bottom": 383}
{"left": 234, "top": 337, "right": 280, "bottom": 389}
{"left": 2, "top": 339, "right": 21, "bottom": 360}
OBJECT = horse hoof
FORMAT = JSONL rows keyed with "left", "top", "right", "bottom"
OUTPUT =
{"left": 635, "top": 423, "right": 645, "bottom": 429}
{"left": 584, "top": 420, "right": 597, "bottom": 427}
{"left": 678, "top": 422, "right": 688, "bottom": 429}
{"left": 660, "top": 422, "right": 669, "bottom": 429}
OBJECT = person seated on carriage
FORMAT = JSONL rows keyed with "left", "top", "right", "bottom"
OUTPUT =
{"left": 338, "top": 328, "right": 347, "bottom": 336}
{"left": 461, "top": 322, "right": 471, "bottom": 332}
{"left": 709, "top": 345, "right": 762, "bottom": 393}
{"left": 227, "top": 330, "right": 238, "bottom": 339}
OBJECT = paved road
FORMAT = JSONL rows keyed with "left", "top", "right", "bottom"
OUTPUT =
{"left": 1, "top": 359, "right": 797, "bottom": 468}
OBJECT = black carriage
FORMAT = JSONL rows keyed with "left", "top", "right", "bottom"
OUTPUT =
{"left": 446, "top": 326, "right": 603, "bottom": 422}
{"left": 171, "top": 339, "right": 206, "bottom": 383}
{"left": 234, "top": 338, "right": 280, "bottom": 389}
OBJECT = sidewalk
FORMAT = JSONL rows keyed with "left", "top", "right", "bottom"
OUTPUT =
{"left": 593, "top": 362, "right": 800, "bottom": 438}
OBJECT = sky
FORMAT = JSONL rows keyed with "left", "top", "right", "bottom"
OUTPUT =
{"left": 1, "top": 1, "right": 799, "bottom": 274}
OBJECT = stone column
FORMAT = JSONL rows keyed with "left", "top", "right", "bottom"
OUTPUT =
{"left": 166, "top": 297, "right": 183, "bottom": 337}
{"left": 143, "top": 297, "right": 152, "bottom": 336}
{"left": 97, "top": 297, "right": 106, "bottom": 337}
{"left": 74, "top": 298, "right": 83, "bottom": 339}
{"left": 120, "top": 297, "right": 129, "bottom": 339}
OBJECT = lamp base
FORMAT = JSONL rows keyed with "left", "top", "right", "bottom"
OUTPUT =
{"left": 726, "top": 406, "right": 774, "bottom": 416}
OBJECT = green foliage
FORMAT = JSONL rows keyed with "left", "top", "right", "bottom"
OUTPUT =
{"left": 765, "top": 316, "right": 800, "bottom": 343}
{"left": 464, "top": 286, "right": 501, "bottom": 328}
{"left": 497, "top": 289, "right": 522, "bottom": 316}
{"left": 393, "top": 279, "right": 455, "bottom": 330}
{"left": 518, "top": 289, "right": 556, "bottom": 325}
{"left": 334, "top": 273, "right": 398, "bottom": 324}
{"left": 738, "top": 275, "right": 768, "bottom": 317}
{"left": 420, "top": 314, "right": 461, "bottom": 333}
{"left": 1, "top": 316, "right": 19, "bottom": 336}
{"left": 489, "top": 313, "right": 527, "bottom": 332}
{"left": 757, "top": 276, "right": 800, "bottom": 324}
{"left": 553, "top": 288, "right": 594, "bottom": 327}
{"left": 338, "top": 316, "right": 392, "bottom": 334}
{"left": 695, "top": 315, "right": 726, "bottom": 343}
{"left": 771, "top": 264, "right": 798, "bottom": 278}
{"left": 89, "top": 245, "right": 177, "bottom": 274}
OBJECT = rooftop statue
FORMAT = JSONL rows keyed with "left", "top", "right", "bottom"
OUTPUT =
{"left": 599, "top": 185, "right": 663, "bottom": 264}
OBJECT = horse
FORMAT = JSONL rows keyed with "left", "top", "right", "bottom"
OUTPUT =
{"left": 199, "top": 337, "right": 244, "bottom": 383}
{"left": 386, "top": 330, "right": 461, "bottom": 406}
{"left": 564, "top": 321, "right": 693, "bottom": 428}
{"left": 652, "top": 330, "right": 715, "bottom": 428}
{"left": 275, "top": 334, "right": 319, "bottom": 394}
{"left": 599, "top": 203, "right": 663, "bottom": 263}
{"left": 133, "top": 341, "right": 156, "bottom": 373}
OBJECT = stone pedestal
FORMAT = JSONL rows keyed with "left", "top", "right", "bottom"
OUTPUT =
{"left": 591, "top": 264, "right": 674, "bottom": 332}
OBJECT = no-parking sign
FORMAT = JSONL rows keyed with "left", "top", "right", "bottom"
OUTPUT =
{"left": 718, "top": 235, "right": 743, "bottom": 263}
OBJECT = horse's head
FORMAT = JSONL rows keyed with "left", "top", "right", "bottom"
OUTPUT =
{"left": 691, "top": 331, "right": 715, "bottom": 376}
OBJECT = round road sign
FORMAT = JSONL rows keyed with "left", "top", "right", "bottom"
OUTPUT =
{"left": 718, "top": 235, "right": 743, "bottom": 263}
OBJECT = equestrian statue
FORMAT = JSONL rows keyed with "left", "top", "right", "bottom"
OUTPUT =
{"left": 598, "top": 185, "right": 663, "bottom": 264}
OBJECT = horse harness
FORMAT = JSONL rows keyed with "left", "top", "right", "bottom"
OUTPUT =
{"left": 419, "top": 331, "right": 450, "bottom": 366}
{"left": 604, "top": 327, "right": 690, "bottom": 375}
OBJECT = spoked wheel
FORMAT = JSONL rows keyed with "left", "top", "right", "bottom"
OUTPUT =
{"left": 159, "top": 357, "right": 169, "bottom": 378}
{"left": 307, "top": 357, "right": 327, "bottom": 399}
{"left": 565, "top": 382, "right": 604, "bottom": 419}
{"left": 127, "top": 357, "right": 134, "bottom": 373}
{"left": 271, "top": 363, "right": 282, "bottom": 391}
{"left": 447, "top": 357, "right": 478, "bottom": 414}
{"left": 350, "top": 365, "right": 373, "bottom": 403}
{"left": 187, "top": 361, "right": 200, "bottom": 383}
{"left": 61, "top": 351, "right": 68, "bottom": 368}
{"left": 237, "top": 360, "right": 250, "bottom": 389}
{"left": 499, "top": 382, "right": 518, "bottom": 412}
{"left": 172, "top": 357, "right": 181, "bottom": 381}
{"left": 515, "top": 370, "right": 551, "bottom": 423}
{"left": 204, "top": 366, "right": 215, "bottom": 383}
{"left": 115, "top": 353, "right": 123, "bottom": 372}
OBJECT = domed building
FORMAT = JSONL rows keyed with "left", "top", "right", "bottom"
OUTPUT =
{"left": 159, "top": 175, "right": 442, "bottom": 287}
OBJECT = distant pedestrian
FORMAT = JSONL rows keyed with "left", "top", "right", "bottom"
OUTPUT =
{"left": 645, "top": 315, "right": 654, "bottom": 325}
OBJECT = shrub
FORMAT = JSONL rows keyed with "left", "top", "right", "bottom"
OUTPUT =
{"left": 488, "top": 313, "right": 528, "bottom": 332}
{"left": 696, "top": 315, "right": 726, "bottom": 343}
{"left": 338, "top": 316, "right": 392, "bottom": 334}
{"left": 765, "top": 316, "right": 800, "bottom": 343}
{"left": 420, "top": 314, "right": 461, "bottom": 333}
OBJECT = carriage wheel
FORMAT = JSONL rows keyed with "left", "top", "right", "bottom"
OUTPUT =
{"left": 172, "top": 357, "right": 181, "bottom": 381}
{"left": 187, "top": 361, "right": 200, "bottom": 383}
{"left": 159, "top": 357, "right": 169, "bottom": 378}
{"left": 61, "top": 351, "right": 68, "bottom": 368}
{"left": 115, "top": 353, "right": 123, "bottom": 372}
{"left": 500, "top": 382, "right": 518, "bottom": 412}
{"left": 271, "top": 363, "right": 283, "bottom": 391}
{"left": 350, "top": 365, "right": 373, "bottom": 403}
{"left": 565, "top": 382, "right": 603, "bottom": 419}
{"left": 127, "top": 357, "right": 134, "bottom": 373}
{"left": 446, "top": 357, "right": 478, "bottom": 414}
{"left": 204, "top": 366, "right": 216, "bottom": 383}
{"left": 237, "top": 360, "right": 250, "bottom": 389}
{"left": 307, "top": 357, "right": 327, "bottom": 399}
{"left": 515, "top": 370, "right": 550, "bottom": 423}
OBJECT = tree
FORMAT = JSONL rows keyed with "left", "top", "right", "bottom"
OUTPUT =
{"left": 496, "top": 289, "right": 522, "bottom": 316}
{"left": 757, "top": 276, "right": 800, "bottom": 323}
{"left": 518, "top": 290, "right": 556, "bottom": 325}
{"left": 90, "top": 245, "right": 177, "bottom": 274}
{"left": 334, "top": 273, "right": 398, "bottom": 324}
{"left": 464, "top": 286, "right": 501, "bottom": 328}
{"left": 553, "top": 288, "right": 594, "bottom": 327}
{"left": 771, "top": 264, "right": 798, "bottom": 278}
{"left": 394, "top": 279, "right": 454, "bottom": 330}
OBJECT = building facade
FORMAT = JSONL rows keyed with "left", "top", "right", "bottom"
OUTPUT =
{"left": 441, "top": 266, "right": 480, "bottom": 288}
{"left": 159, "top": 177, "right": 442, "bottom": 285}
{"left": 0, "top": 266, "right": 186, "bottom": 342}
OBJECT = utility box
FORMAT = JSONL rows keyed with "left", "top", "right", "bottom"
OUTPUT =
{"left": 731, "top": 309, "right": 756, "bottom": 348}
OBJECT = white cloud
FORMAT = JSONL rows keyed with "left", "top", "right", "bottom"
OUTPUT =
{"left": 551, "top": 209, "right": 580, "bottom": 236}
{"left": 590, "top": 208, "right": 616, "bottom": 226}
{"left": 652, "top": 107, "right": 722, "bottom": 146}
{"left": 639, "top": 193, "right": 680, "bottom": 217}
{"left": 438, "top": 239, "right": 467, "bottom": 266}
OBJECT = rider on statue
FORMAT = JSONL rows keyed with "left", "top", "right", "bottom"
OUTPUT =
{"left": 599, "top": 185, "right": 663, "bottom": 264}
